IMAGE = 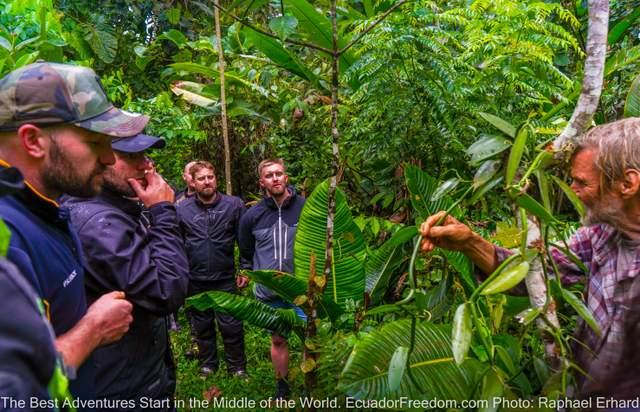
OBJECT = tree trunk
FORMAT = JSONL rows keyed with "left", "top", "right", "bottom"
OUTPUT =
{"left": 214, "top": 0, "right": 233, "bottom": 194}
{"left": 552, "top": 0, "right": 609, "bottom": 156}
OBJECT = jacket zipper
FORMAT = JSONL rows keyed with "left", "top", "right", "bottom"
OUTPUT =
{"left": 278, "top": 204, "right": 283, "bottom": 270}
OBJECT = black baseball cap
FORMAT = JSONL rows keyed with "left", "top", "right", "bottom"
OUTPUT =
{"left": 111, "top": 133, "right": 165, "bottom": 153}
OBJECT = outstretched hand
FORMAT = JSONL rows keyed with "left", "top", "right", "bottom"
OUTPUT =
{"left": 128, "top": 171, "right": 175, "bottom": 208}
{"left": 419, "top": 211, "right": 475, "bottom": 252}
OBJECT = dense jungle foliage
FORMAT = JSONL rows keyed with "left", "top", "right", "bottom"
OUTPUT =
{"left": 3, "top": 0, "right": 640, "bottom": 410}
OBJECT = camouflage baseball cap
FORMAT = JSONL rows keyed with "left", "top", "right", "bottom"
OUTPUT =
{"left": 0, "top": 61, "right": 149, "bottom": 137}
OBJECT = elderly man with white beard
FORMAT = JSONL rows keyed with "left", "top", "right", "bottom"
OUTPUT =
{"left": 419, "top": 117, "right": 640, "bottom": 401}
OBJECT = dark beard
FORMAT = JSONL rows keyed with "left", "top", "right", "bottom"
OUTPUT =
{"left": 102, "top": 170, "right": 137, "bottom": 198}
{"left": 42, "top": 136, "right": 104, "bottom": 198}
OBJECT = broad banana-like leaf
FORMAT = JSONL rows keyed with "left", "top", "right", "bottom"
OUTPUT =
{"left": 365, "top": 226, "right": 417, "bottom": 306}
{"left": 186, "top": 290, "right": 305, "bottom": 337}
{"left": 404, "top": 165, "right": 475, "bottom": 289}
{"left": 624, "top": 73, "right": 640, "bottom": 118}
{"left": 294, "top": 180, "right": 366, "bottom": 309}
{"left": 245, "top": 269, "right": 342, "bottom": 320}
{"left": 243, "top": 28, "right": 320, "bottom": 87}
{"left": 339, "top": 319, "right": 482, "bottom": 400}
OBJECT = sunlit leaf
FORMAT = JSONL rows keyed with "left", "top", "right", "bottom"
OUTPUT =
{"left": 452, "top": 303, "right": 472, "bottom": 365}
{"left": 466, "top": 135, "right": 511, "bottom": 166}
{"left": 473, "top": 160, "right": 501, "bottom": 190}
{"left": 478, "top": 112, "right": 516, "bottom": 137}
{"left": 388, "top": 346, "right": 409, "bottom": 392}
{"left": 505, "top": 124, "right": 529, "bottom": 185}
{"left": 481, "top": 261, "right": 529, "bottom": 295}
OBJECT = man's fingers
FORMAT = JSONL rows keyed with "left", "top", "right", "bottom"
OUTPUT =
{"left": 420, "top": 211, "right": 448, "bottom": 236}
{"left": 421, "top": 238, "right": 434, "bottom": 252}
{"left": 429, "top": 225, "right": 456, "bottom": 239}
{"left": 106, "top": 290, "right": 126, "bottom": 299}
{"left": 128, "top": 178, "right": 144, "bottom": 196}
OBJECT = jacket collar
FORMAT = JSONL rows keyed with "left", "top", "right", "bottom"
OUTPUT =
{"left": 263, "top": 185, "right": 296, "bottom": 210}
{"left": 194, "top": 191, "right": 221, "bottom": 208}
{"left": 0, "top": 161, "right": 63, "bottom": 223}
{"left": 97, "top": 187, "right": 143, "bottom": 216}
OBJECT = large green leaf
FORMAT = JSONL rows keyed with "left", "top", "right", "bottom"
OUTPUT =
{"left": 294, "top": 180, "right": 366, "bottom": 310}
{"left": 339, "top": 320, "right": 482, "bottom": 400}
{"left": 466, "top": 134, "right": 511, "bottom": 166}
{"left": 404, "top": 165, "right": 475, "bottom": 289}
{"left": 243, "top": 29, "right": 319, "bottom": 86}
{"left": 186, "top": 290, "right": 305, "bottom": 337}
{"left": 624, "top": 73, "right": 640, "bottom": 118}
{"left": 365, "top": 226, "right": 417, "bottom": 306}
{"left": 158, "top": 29, "right": 188, "bottom": 48}
{"left": 245, "top": 269, "right": 342, "bottom": 320}
{"left": 83, "top": 25, "right": 117, "bottom": 64}
{"left": 608, "top": 7, "right": 640, "bottom": 45}
{"left": 405, "top": 164, "right": 454, "bottom": 221}
{"left": 478, "top": 112, "right": 516, "bottom": 138}
{"left": 283, "top": 0, "right": 356, "bottom": 74}
{"left": 269, "top": 15, "right": 298, "bottom": 40}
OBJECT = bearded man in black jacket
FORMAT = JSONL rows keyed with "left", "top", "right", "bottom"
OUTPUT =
{"left": 64, "top": 133, "right": 189, "bottom": 411}
{"left": 177, "top": 160, "right": 247, "bottom": 378}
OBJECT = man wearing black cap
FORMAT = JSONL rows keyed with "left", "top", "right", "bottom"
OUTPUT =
{"left": 64, "top": 134, "right": 189, "bottom": 410}
{"left": 0, "top": 61, "right": 139, "bottom": 406}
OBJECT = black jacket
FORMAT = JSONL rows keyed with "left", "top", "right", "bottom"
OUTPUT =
{"left": 177, "top": 193, "right": 244, "bottom": 282}
{"left": 238, "top": 187, "right": 305, "bottom": 300}
{"left": 64, "top": 189, "right": 189, "bottom": 410}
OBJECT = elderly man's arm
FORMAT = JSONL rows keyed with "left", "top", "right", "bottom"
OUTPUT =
{"left": 420, "top": 211, "right": 498, "bottom": 275}
{"left": 420, "top": 211, "right": 591, "bottom": 285}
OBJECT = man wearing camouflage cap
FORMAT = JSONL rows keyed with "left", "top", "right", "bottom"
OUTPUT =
{"left": 0, "top": 61, "right": 144, "bottom": 405}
